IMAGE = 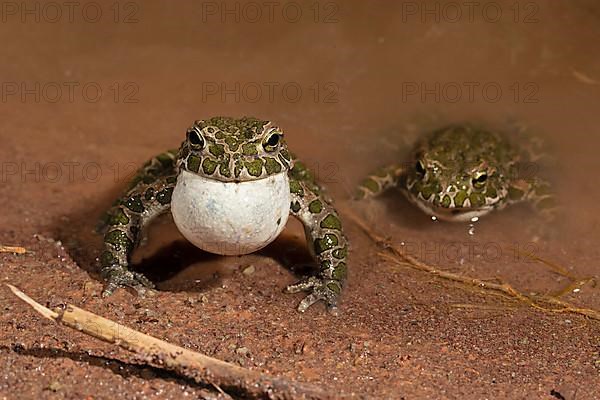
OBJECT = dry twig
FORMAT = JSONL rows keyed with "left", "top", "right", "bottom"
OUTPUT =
{"left": 0, "top": 245, "right": 27, "bottom": 254}
{"left": 7, "top": 284, "right": 334, "bottom": 400}
{"left": 346, "top": 212, "right": 600, "bottom": 321}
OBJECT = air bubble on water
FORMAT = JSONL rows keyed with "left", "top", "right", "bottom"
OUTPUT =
{"left": 468, "top": 216, "right": 479, "bottom": 235}
{"left": 431, "top": 216, "right": 437, "bottom": 222}
{"left": 468, "top": 224, "right": 476, "bottom": 236}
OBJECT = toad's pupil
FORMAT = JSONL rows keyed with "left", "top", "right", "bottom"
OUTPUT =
{"left": 474, "top": 174, "right": 487, "bottom": 183}
{"left": 266, "top": 134, "right": 280, "bottom": 147}
{"left": 189, "top": 130, "right": 203, "bottom": 146}
{"left": 415, "top": 161, "right": 425, "bottom": 175}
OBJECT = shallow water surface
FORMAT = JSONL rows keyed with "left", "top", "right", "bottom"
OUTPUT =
{"left": 1, "top": 1, "right": 599, "bottom": 399}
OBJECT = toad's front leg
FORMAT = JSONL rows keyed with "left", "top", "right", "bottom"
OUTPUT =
{"left": 285, "top": 164, "right": 349, "bottom": 313}
{"left": 355, "top": 163, "right": 405, "bottom": 199}
{"left": 508, "top": 177, "right": 557, "bottom": 221}
{"left": 99, "top": 151, "right": 178, "bottom": 296}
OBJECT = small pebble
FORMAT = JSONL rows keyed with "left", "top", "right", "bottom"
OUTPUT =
{"left": 142, "top": 309, "right": 157, "bottom": 318}
{"left": 47, "top": 381, "right": 62, "bottom": 392}
{"left": 184, "top": 297, "right": 196, "bottom": 307}
{"left": 242, "top": 265, "right": 256, "bottom": 275}
{"left": 294, "top": 341, "right": 306, "bottom": 355}
{"left": 236, "top": 347, "right": 250, "bottom": 356}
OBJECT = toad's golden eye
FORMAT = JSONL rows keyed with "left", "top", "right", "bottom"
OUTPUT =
{"left": 263, "top": 132, "right": 282, "bottom": 152}
{"left": 472, "top": 172, "right": 488, "bottom": 188}
{"left": 187, "top": 128, "right": 204, "bottom": 148}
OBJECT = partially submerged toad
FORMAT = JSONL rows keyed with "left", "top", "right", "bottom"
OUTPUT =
{"left": 357, "top": 124, "right": 555, "bottom": 222}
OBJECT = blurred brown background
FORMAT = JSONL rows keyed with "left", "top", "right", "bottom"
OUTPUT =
{"left": 1, "top": 1, "right": 599, "bottom": 399}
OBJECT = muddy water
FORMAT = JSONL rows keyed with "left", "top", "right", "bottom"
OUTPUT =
{"left": 1, "top": 1, "right": 600, "bottom": 399}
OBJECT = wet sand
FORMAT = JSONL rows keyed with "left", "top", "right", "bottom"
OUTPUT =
{"left": 1, "top": 0, "right": 599, "bottom": 398}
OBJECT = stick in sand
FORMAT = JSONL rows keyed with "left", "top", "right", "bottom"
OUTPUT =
{"left": 345, "top": 211, "right": 600, "bottom": 321}
{"left": 6, "top": 284, "right": 333, "bottom": 400}
{"left": 0, "top": 245, "right": 27, "bottom": 254}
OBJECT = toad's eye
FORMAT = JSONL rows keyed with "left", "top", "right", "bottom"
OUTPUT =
{"left": 263, "top": 132, "right": 282, "bottom": 152}
{"left": 187, "top": 128, "right": 204, "bottom": 148}
{"left": 415, "top": 160, "right": 426, "bottom": 176}
{"left": 472, "top": 172, "right": 488, "bottom": 188}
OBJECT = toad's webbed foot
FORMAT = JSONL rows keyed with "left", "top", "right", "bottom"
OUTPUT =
{"left": 285, "top": 276, "right": 341, "bottom": 314}
{"left": 101, "top": 266, "right": 155, "bottom": 297}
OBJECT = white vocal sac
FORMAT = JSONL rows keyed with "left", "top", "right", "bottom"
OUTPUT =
{"left": 171, "top": 170, "right": 291, "bottom": 256}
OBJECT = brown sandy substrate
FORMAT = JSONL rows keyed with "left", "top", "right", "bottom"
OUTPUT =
{"left": 1, "top": 0, "right": 600, "bottom": 398}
